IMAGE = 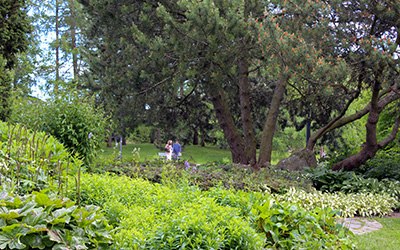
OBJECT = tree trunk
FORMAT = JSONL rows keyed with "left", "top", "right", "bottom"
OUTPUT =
{"left": 107, "top": 132, "right": 112, "bottom": 147}
{"left": 238, "top": 54, "right": 257, "bottom": 164}
{"left": 331, "top": 76, "right": 400, "bottom": 171}
{"left": 193, "top": 128, "right": 199, "bottom": 145}
{"left": 207, "top": 82, "right": 247, "bottom": 163}
{"left": 156, "top": 128, "right": 161, "bottom": 147}
{"left": 70, "top": 0, "right": 78, "bottom": 81}
{"left": 306, "top": 83, "right": 399, "bottom": 151}
{"left": 258, "top": 71, "right": 288, "bottom": 165}
{"left": 55, "top": 0, "right": 60, "bottom": 85}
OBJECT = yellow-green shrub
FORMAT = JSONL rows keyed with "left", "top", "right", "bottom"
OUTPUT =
{"left": 75, "top": 173, "right": 265, "bottom": 249}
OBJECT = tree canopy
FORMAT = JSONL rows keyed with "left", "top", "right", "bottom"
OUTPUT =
{"left": 74, "top": 0, "right": 400, "bottom": 170}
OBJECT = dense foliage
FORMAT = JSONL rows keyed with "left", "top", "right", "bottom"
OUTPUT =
{"left": 255, "top": 198, "right": 355, "bottom": 249}
{"left": 0, "top": 121, "right": 81, "bottom": 195}
{"left": 357, "top": 148, "right": 400, "bottom": 181}
{"left": 277, "top": 188, "right": 396, "bottom": 218}
{"left": 0, "top": 191, "right": 113, "bottom": 249}
{"left": 0, "top": 57, "right": 12, "bottom": 121}
{"left": 11, "top": 92, "right": 107, "bottom": 165}
{"left": 93, "top": 159, "right": 313, "bottom": 193}
{"left": 75, "top": 173, "right": 266, "bottom": 249}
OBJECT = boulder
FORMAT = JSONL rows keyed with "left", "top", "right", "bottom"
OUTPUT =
{"left": 276, "top": 148, "right": 317, "bottom": 171}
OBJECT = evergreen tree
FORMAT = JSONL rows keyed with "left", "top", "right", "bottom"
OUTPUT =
{"left": 0, "top": 0, "right": 32, "bottom": 120}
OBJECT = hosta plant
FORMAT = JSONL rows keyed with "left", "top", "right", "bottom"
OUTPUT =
{"left": 276, "top": 188, "right": 396, "bottom": 218}
{"left": 0, "top": 191, "right": 113, "bottom": 249}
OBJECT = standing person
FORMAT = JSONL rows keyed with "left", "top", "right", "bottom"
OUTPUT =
{"left": 172, "top": 139, "right": 181, "bottom": 162}
{"left": 164, "top": 140, "right": 173, "bottom": 160}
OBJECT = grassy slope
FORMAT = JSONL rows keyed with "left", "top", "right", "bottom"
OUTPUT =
{"left": 353, "top": 217, "right": 400, "bottom": 249}
{"left": 97, "top": 143, "right": 290, "bottom": 165}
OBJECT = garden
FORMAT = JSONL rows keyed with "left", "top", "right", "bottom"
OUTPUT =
{"left": 1, "top": 120, "right": 400, "bottom": 249}
{"left": 3, "top": 0, "right": 400, "bottom": 249}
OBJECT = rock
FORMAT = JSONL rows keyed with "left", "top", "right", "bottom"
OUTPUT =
{"left": 276, "top": 148, "right": 317, "bottom": 171}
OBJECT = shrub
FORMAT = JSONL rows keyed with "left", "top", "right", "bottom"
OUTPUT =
{"left": 357, "top": 148, "right": 400, "bottom": 181}
{"left": 305, "top": 165, "right": 355, "bottom": 193}
{"left": 74, "top": 173, "right": 266, "bottom": 249}
{"left": 0, "top": 121, "right": 82, "bottom": 195}
{"left": 0, "top": 191, "right": 113, "bottom": 249}
{"left": 11, "top": 91, "right": 107, "bottom": 165}
{"left": 254, "top": 198, "right": 355, "bottom": 249}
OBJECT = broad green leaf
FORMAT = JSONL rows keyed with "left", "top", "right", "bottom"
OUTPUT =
{"left": 20, "top": 234, "right": 46, "bottom": 249}
{"left": 0, "top": 211, "right": 19, "bottom": 220}
{"left": 18, "top": 201, "right": 36, "bottom": 216}
{"left": 34, "top": 193, "right": 51, "bottom": 206}
{"left": 47, "top": 229, "right": 63, "bottom": 243}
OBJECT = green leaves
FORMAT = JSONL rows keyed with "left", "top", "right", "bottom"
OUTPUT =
{"left": 0, "top": 192, "right": 113, "bottom": 249}
{"left": 78, "top": 173, "right": 265, "bottom": 249}
{"left": 277, "top": 187, "right": 397, "bottom": 218}
{"left": 255, "top": 198, "right": 355, "bottom": 249}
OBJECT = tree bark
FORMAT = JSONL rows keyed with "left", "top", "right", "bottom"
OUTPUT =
{"left": 70, "top": 0, "right": 78, "bottom": 81}
{"left": 207, "top": 82, "right": 247, "bottom": 163}
{"left": 258, "top": 71, "right": 288, "bottom": 165}
{"left": 331, "top": 77, "right": 400, "bottom": 171}
{"left": 55, "top": 0, "right": 60, "bottom": 85}
{"left": 193, "top": 128, "right": 199, "bottom": 145}
{"left": 238, "top": 54, "right": 257, "bottom": 164}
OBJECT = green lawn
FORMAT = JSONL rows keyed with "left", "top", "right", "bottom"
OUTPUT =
{"left": 96, "top": 143, "right": 290, "bottom": 164}
{"left": 353, "top": 217, "right": 400, "bottom": 249}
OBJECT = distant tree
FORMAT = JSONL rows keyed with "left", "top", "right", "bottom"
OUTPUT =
{"left": 0, "top": 0, "right": 32, "bottom": 120}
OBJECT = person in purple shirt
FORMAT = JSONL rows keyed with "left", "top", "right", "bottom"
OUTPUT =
{"left": 172, "top": 139, "right": 181, "bottom": 162}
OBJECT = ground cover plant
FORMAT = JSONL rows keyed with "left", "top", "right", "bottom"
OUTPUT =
{"left": 73, "top": 172, "right": 358, "bottom": 249}
{"left": 255, "top": 198, "right": 355, "bottom": 249}
{"left": 306, "top": 165, "right": 400, "bottom": 209}
{"left": 93, "top": 158, "right": 313, "bottom": 194}
{"left": 277, "top": 188, "right": 396, "bottom": 218}
{"left": 74, "top": 173, "right": 266, "bottom": 249}
{"left": 0, "top": 121, "right": 115, "bottom": 249}
{"left": 0, "top": 191, "right": 113, "bottom": 249}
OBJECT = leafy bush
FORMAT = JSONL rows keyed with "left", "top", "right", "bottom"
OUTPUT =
{"left": 0, "top": 191, "right": 113, "bottom": 249}
{"left": 254, "top": 198, "right": 355, "bottom": 249}
{"left": 11, "top": 91, "right": 107, "bottom": 165}
{"left": 276, "top": 188, "right": 396, "bottom": 218}
{"left": 305, "top": 165, "right": 355, "bottom": 193}
{"left": 74, "top": 173, "right": 265, "bottom": 249}
{"left": 357, "top": 148, "right": 400, "bottom": 181}
{"left": 0, "top": 121, "right": 81, "bottom": 195}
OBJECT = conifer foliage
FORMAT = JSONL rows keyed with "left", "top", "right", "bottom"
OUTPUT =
{"left": 80, "top": 0, "right": 400, "bottom": 169}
